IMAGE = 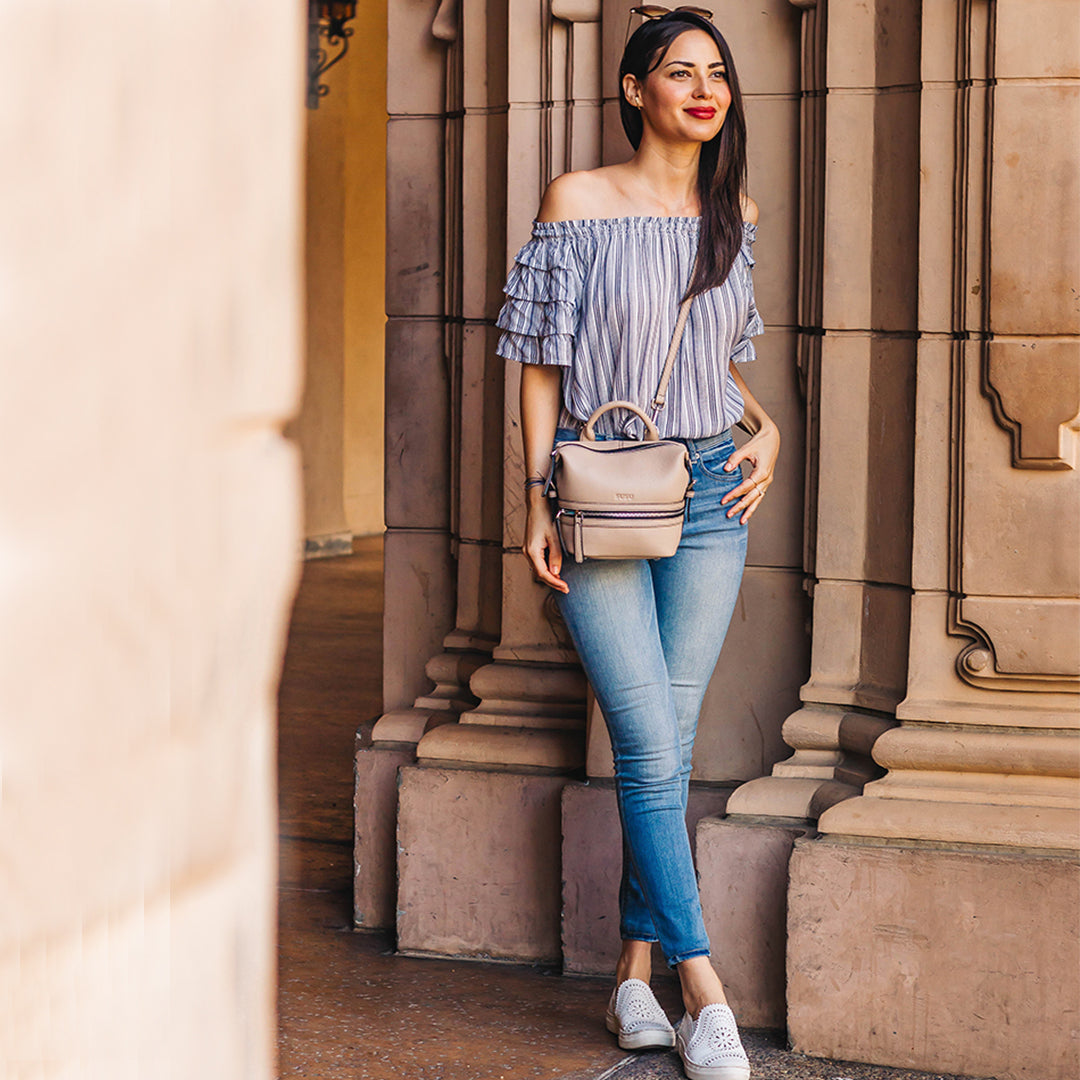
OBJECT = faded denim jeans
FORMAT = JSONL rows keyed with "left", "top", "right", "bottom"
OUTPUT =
{"left": 553, "top": 425, "right": 748, "bottom": 965}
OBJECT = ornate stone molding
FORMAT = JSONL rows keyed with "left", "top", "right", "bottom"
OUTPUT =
{"left": 984, "top": 342, "right": 1080, "bottom": 470}
{"left": 373, "top": 0, "right": 508, "bottom": 750}
{"left": 726, "top": 706, "right": 891, "bottom": 819}
{"left": 432, "top": 0, "right": 460, "bottom": 42}
{"left": 955, "top": 609, "right": 1080, "bottom": 693}
{"left": 371, "top": 648, "right": 491, "bottom": 744}
{"left": 938, "top": 7, "right": 1080, "bottom": 695}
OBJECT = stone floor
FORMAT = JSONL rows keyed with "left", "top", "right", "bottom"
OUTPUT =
{"left": 276, "top": 539, "right": 990, "bottom": 1080}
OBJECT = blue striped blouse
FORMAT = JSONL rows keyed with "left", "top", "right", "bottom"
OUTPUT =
{"left": 495, "top": 216, "right": 763, "bottom": 439}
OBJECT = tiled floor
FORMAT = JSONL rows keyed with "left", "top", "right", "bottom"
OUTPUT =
{"left": 276, "top": 539, "right": 987, "bottom": 1080}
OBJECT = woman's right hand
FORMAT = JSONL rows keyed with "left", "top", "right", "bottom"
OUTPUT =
{"left": 523, "top": 494, "right": 569, "bottom": 594}
{"left": 518, "top": 363, "right": 567, "bottom": 592}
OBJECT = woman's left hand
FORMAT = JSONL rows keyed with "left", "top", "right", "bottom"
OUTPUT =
{"left": 720, "top": 421, "right": 780, "bottom": 524}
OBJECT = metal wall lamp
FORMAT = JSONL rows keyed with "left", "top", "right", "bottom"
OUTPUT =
{"left": 307, "top": 1, "right": 357, "bottom": 109}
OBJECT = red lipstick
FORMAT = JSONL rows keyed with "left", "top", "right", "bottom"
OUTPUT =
{"left": 685, "top": 107, "right": 716, "bottom": 119}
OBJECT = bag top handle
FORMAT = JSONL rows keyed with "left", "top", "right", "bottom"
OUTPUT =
{"left": 581, "top": 400, "right": 660, "bottom": 442}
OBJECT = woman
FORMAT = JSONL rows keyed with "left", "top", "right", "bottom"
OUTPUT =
{"left": 495, "top": 10, "right": 779, "bottom": 1080}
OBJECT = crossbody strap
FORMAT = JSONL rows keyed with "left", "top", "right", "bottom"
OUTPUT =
{"left": 648, "top": 254, "right": 699, "bottom": 419}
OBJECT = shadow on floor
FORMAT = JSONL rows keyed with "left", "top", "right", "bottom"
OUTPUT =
{"left": 276, "top": 540, "right": 989, "bottom": 1080}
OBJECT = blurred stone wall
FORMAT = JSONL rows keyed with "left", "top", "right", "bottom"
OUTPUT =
{"left": 0, "top": 3, "right": 305, "bottom": 1077}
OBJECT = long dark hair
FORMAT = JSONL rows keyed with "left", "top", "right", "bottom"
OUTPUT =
{"left": 619, "top": 12, "right": 747, "bottom": 299}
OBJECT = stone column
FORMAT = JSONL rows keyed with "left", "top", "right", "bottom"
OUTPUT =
{"left": 353, "top": 0, "right": 452, "bottom": 930}
{"left": 724, "top": 0, "right": 920, "bottom": 823}
{"left": 393, "top": 0, "right": 605, "bottom": 964}
{"left": 786, "top": 4, "right": 1080, "bottom": 1078}
{"left": 355, "top": 0, "right": 508, "bottom": 930}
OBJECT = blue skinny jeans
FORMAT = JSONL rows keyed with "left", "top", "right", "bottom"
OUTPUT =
{"left": 553, "top": 425, "right": 748, "bottom": 966}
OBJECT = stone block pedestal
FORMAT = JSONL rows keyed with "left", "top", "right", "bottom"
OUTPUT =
{"left": 696, "top": 817, "right": 808, "bottom": 1029}
{"left": 787, "top": 837, "right": 1080, "bottom": 1080}
{"left": 397, "top": 766, "right": 570, "bottom": 963}
{"left": 354, "top": 745, "right": 414, "bottom": 929}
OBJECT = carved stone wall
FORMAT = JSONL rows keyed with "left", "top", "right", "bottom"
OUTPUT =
{"left": 816, "top": 0, "right": 1080, "bottom": 853}
{"left": 726, "top": 0, "right": 920, "bottom": 827}
{"left": 783, "top": 3, "right": 1080, "bottom": 1076}
{"left": 364, "top": 2, "right": 1079, "bottom": 1075}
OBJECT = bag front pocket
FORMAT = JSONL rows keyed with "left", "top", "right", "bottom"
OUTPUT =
{"left": 555, "top": 506, "right": 687, "bottom": 563}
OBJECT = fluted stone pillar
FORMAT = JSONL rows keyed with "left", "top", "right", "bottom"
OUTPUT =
{"left": 355, "top": 0, "right": 503, "bottom": 929}
{"left": 725, "top": 0, "right": 919, "bottom": 825}
{"left": 784, "top": 4, "right": 1080, "bottom": 1078}
{"left": 387, "top": 0, "right": 607, "bottom": 963}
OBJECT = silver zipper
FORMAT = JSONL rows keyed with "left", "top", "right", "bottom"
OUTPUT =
{"left": 570, "top": 508, "right": 686, "bottom": 520}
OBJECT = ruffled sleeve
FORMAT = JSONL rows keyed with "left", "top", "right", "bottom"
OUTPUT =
{"left": 730, "top": 221, "right": 764, "bottom": 364}
{"left": 495, "top": 228, "right": 582, "bottom": 367}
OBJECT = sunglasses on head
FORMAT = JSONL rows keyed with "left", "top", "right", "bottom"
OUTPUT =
{"left": 624, "top": 5, "right": 715, "bottom": 46}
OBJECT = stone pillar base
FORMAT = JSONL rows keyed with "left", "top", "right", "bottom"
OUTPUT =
{"left": 353, "top": 744, "right": 414, "bottom": 929}
{"left": 787, "top": 837, "right": 1080, "bottom": 1080}
{"left": 396, "top": 766, "right": 570, "bottom": 963}
{"left": 561, "top": 781, "right": 731, "bottom": 977}
{"left": 354, "top": 654, "right": 491, "bottom": 929}
{"left": 696, "top": 816, "right": 809, "bottom": 1029}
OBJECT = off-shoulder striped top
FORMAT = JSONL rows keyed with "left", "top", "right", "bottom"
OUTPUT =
{"left": 495, "top": 216, "right": 763, "bottom": 440}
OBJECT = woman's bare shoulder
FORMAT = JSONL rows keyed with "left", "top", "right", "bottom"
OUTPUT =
{"left": 741, "top": 193, "right": 759, "bottom": 225}
{"left": 536, "top": 167, "right": 626, "bottom": 223}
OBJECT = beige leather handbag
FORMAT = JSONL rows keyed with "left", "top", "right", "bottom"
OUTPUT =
{"left": 544, "top": 293, "right": 701, "bottom": 563}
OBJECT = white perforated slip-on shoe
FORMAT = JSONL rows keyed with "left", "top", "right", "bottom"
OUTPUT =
{"left": 675, "top": 1002, "right": 751, "bottom": 1080}
{"left": 604, "top": 978, "right": 676, "bottom": 1050}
